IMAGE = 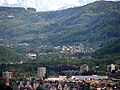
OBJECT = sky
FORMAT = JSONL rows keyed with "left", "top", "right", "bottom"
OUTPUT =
{"left": 6, "top": 0, "right": 19, "bottom": 4}
{"left": 1, "top": 0, "right": 81, "bottom": 5}
{"left": 0, "top": 0, "right": 119, "bottom": 11}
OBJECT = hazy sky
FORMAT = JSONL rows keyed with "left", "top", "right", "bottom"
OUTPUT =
{"left": 1, "top": 0, "right": 81, "bottom": 5}
{"left": 0, "top": 0, "right": 119, "bottom": 11}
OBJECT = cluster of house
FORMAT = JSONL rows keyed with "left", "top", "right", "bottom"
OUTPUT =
{"left": 26, "top": 53, "right": 37, "bottom": 60}
{"left": 25, "top": 44, "right": 93, "bottom": 60}
{"left": 38, "top": 44, "right": 91, "bottom": 54}
{"left": 59, "top": 44, "right": 93, "bottom": 54}
{"left": 2, "top": 74, "right": 120, "bottom": 90}
{"left": 43, "top": 75, "right": 120, "bottom": 90}
{"left": 38, "top": 64, "right": 119, "bottom": 90}
{"left": 1, "top": 67, "right": 45, "bottom": 89}
{"left": 2, "top": 67, "right": 46, "bottom": 79}
{"left": 1, "top": 67, "right": 47, "bottom": 90}
{"left": 5, "top": 78, "right": 39, "bottom": 90}
{"left": 2, "top": 62, "right": 119, "bottom": 79}
{"left": 2, "top": 62, "right": 120, "bottom": 90}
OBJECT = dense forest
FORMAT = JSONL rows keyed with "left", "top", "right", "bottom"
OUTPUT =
{"left": 92, "top": 38, "right": 120, "bottom": 57}
{"left": 0, "top": 1, "right": 120, "bottom": 47}
{"left": 0, "top": 46, "right": 27, "bottom": 63}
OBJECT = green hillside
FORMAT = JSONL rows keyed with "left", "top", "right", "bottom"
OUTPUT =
{"left": 43, "top": 1, "right": 120, "bottom": 46}
{"left": 0, "top": 46, "right": 27, "bottom": 63}
{"left": 0, "top": 1, "right": 120, "bottom": 47}
{"left": 92, "top": 38, "right": 120, "bottom": 57}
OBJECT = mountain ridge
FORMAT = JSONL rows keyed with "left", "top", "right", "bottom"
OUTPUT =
{"left": 0, "top": 0, "right": 119, "bottom": 11}
{"left": 0, "top": 1, "right": 120, "bottom": 47}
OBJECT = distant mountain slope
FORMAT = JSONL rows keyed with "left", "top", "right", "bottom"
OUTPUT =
{"left": 92, "top": 38, "right": 120, "bottom": 57}
{"left": 42, "top": 1, "right": 120, "bottom": 45}
{"left": 0, "top": 46, "right": 26, "bottom": 63}
{"left": 0, "top": 0, "right": 111, "bottom": 11}
{"left": 0, "top": 1, "right": 120, "bottom": 47}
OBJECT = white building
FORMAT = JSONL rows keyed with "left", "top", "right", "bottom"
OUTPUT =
{"left": 26, "top": 53, "right": 37, "bottom": 59}
{"left": 77, "top": 44, "right": 85, "bottom": 53}
{"left": 38, "top": 67, "right": 46, "bottom": 78}
{"left": 69, "top": 75, "right": 108, "bottom": 81}
{"left": 107, "top": 64, "right": 116, "bottom": 72}
{"left": 45, "top": 76, "right": 67, "bottom": 82}
{"left": 80, "top": 64, "right": 89, "bottom": 73}
{"left": 2, "top": 71, "right": 13, "bottom": 78}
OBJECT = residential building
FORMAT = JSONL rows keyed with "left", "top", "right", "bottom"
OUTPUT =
{"left": 26, "top": 53, "right": 37, "bottom": 59}
{"left": 12, "top": 80, "right": 39, "bottom": 90}
{"left": 80, "top": 64, "right": 89, "bottom": 73}
{"left": 38, "top": 67, "right": 46, "bottom": 78}
{"left": 107, "top": 64, "right": 116, "bottom": 73}
{"left": 2, "top": 71, "right": 13, "bottom": 78}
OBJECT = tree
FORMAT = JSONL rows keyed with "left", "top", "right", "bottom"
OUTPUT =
{"left": 36, "top": 85, "right": 44, "bottom": 90}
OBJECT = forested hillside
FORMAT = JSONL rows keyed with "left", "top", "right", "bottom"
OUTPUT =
{"left": 92, "top": 38, "right": 120, "bottom": 57}
{"left": 0, "top": 1, "right": 120, "bottom": 47}
{"left": 0, "top": 46, "right": 27, "bottom": 63}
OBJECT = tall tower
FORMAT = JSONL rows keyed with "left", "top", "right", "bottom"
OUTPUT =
{"left": 80, "top": 64, "right": 89, "bottom": 74}
{"left": 38, "top": 67, "right": 46, "bottom": 78}
{"left": 107, "top": 64, "right": 116, "bottom": 72}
